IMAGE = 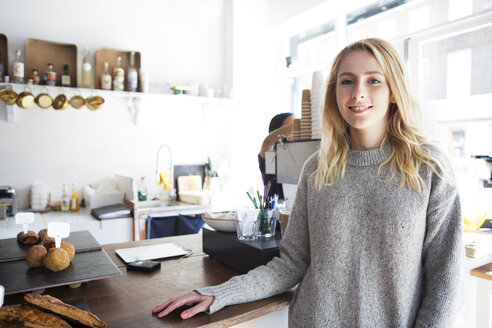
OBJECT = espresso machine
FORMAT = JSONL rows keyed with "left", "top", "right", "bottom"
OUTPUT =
{"left": 0, "top": 186, "right": 17, "bottom": 220}
{"left": 472, "top": 156, "right": 492, "bottom": 228}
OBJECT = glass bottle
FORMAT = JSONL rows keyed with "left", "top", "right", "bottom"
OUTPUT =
{"left": 70, "top": 184, "right": 79, "bottom": 212}
{"left": 43, "top": 63, "right": 57, "bottom": 86}
{"left": 113, "top": 56, "right": 125, "bottom": 91}
{"left": 127, "top": 52, "right": 138, "bottom": 92}
{"left": 0, "top": 52, "right": 4, "bottom": 82}
{"left": 61, "top": 64, "right": 71, "bottom": 87}
{"left": 81, "top": 47, "right": 93, "bottom": 88}
{"left": 101, "top": 61, "right": 112, "bottom": 90}
{"left": 138, "top": 177, "right": 147, "bottom": 201}
{"left": 61, "top": 184, "right": 70, "bottom": 212}
{"left": 30, "top": 69, "right": 40, "bottom": 85}
{"left": 12, "top": 49, "right": 24, "bottom": 84}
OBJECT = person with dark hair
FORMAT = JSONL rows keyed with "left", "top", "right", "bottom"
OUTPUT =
{"left": 258, "top": 112, "right": 294, "bottom": 200}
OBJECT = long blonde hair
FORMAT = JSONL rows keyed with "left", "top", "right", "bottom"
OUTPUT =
{"left": 314, "top": 38, "right": 441, "bottom": 192}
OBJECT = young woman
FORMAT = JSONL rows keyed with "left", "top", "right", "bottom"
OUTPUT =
{"left": 152, "top": 38, "right": 463, "bottom": 327}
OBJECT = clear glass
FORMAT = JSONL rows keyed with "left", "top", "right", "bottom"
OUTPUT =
{"left": 236, "top": 208, "right": 260, "bottom": 241}
{"left": 257, "top": 209, "right": 277, "bottom": 238}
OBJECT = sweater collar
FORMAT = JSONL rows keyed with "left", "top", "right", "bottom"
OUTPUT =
{"left": 346, "top": 145, "right": 391, "bottom": 166}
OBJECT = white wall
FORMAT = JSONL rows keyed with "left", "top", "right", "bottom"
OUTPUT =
{"left": 0, "top": 0, "right": 237, "bottom": 209}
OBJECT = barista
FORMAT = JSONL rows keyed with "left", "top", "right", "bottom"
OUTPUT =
{"left": 258, "top": 112, "right": 294, "bottom": 200}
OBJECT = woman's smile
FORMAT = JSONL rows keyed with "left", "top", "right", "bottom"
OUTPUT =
{"left": 348, "top": 104, "right": 373, "bottom": 113}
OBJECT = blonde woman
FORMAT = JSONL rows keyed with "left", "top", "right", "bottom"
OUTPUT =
{"left": 153, "top": 38, "right": 463, "bottom": 327}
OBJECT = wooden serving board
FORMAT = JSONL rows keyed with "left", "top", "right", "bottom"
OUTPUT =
{"left": 1, "top": 249, "right": 121, "bottom": 295}
{"left": 0, "top": 230, "right": 101, "bottom": 263}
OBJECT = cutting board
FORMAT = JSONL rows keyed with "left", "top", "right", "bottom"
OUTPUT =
{"left": 1, "top": 249, "right": 121, "bottom": 295}
{"left": 177, "top": 175, "right": 202, "bottom": 192}
{"left": 0, "top": 230, "right": 101, "bottom": 263}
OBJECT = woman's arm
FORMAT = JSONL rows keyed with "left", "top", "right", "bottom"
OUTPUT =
{"left": 259, "top": 123, "right": 293, "bottom": 159}
{"left": 414, "top": 166, "right": 464, "bottom": 327}
{"left": 153, "top": 153, "right": 315, "bottom": 319}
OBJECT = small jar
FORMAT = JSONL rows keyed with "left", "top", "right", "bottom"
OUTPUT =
{"left": 31, "top": 69, "right": 40, "bottom": 85}
{"left": 43, "top": 63, "right": 57, "bottom": 86}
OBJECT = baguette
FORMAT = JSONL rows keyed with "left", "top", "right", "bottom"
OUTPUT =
{"left": 24, "top": 294, "right": 106, "bottom": 328}
{"left": 0, "top": 304, "right": 71, "bottom": 328}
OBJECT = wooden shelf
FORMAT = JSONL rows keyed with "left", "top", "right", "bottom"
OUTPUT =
{"left": 25, "top": 38, "right": 78, "bottom": 88}
{"left": 0, "top": 82, "right": 233, "bottom": 124}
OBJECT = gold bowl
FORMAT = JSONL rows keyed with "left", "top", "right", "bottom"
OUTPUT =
{"left": 86, "top": 95, "right": 104, "bottom": 110}
{"left": 53, "top": 94, "right": 68, "bottom": 110}
{"left": 70, "top": 95, "right": 85, "bottom": 109}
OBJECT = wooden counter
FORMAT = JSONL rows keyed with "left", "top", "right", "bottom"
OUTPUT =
{"left": 4, "top": 234, "right": 293, "bottom": 327}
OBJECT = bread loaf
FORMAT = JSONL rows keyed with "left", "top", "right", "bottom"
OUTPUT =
{"left": 0, "top": 304, "right": 72, "bottom": 328}
{"left": 24, "top": 293, "right": 107, "bottom": 328}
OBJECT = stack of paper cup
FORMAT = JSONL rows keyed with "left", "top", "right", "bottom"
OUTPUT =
{"left": 292, "top": 118, "right": 301, "bottom": 140}
{"left": 301, "top": 89, "right": 312, "bottom": 140}
{"left": 311, "top": 70, "right": 326, "bottom": 139}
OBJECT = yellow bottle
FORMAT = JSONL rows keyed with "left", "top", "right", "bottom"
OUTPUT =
{"left": 70, "top": 184, "right": 79, "bottom": 212}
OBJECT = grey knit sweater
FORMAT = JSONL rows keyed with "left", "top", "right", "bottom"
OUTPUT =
{"left": 197, "top": 145, "right": 464, "bottom": 327}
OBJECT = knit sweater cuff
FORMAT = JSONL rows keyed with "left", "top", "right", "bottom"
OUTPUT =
{"left": 195, "top": 280, "right": 241, "bottom": 314}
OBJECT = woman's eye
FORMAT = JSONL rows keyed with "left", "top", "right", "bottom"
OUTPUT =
{"left": 369, "top": 78, "right": 381, "bottom": 84}
{"left": 340, "top": 79, "right": 353, "bottom": 85}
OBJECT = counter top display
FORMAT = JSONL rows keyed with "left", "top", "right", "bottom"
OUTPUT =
{"left": 4, "top": 234, "right": 293, "bottom": 327}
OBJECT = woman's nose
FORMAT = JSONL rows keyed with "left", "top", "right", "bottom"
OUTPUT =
{"left": 352, "top": 83, "right": 366, "bottom": 100}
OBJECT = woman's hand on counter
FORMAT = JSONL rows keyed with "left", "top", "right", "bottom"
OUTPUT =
{"left": 152, "top": 291, "right": 214, "bottom": 319}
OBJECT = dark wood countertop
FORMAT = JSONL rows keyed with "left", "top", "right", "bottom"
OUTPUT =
{"left": 4, "top": 234, "right": 293, "bottom": 327}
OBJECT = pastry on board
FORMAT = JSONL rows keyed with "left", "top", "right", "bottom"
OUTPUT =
{"left": 24, "top": 293, "right": 107, "bottom": 328}
{"left": 0, "top": 304, "right": 71, "bottom": 328}
{"left": 17, "top": 230, "right": 39, "bottom": 245}
{"left": 43, "top": 248, "right": 70, "bottom": 272}
{"left": 38, "top": 228, "right": 48, "bottom": 241}
{"left": 26, "top": 244, "right": 48, "bottom": 268}
{"left": 60, "top": 241, "right": 75, "bottom": 261}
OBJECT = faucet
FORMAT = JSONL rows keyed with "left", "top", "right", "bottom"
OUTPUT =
{"left": 155, "top": 144, "right": 176, "bottom": 201}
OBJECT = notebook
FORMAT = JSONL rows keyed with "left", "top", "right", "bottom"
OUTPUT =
{"left": 115, "top": 243, "right": 188, "bottom": 263}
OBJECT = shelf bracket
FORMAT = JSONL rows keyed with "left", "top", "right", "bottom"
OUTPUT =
{"left": 0, "top": 102, "right": 16, "bottom": 123}
{"left": 127, "top": 96, "right": 141, "bottom": 125}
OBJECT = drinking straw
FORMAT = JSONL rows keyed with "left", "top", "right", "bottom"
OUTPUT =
{"left": 257, "top": 190, "right": 265, "bottom": 220}
{"left": 246, "top": 191, "right": 258, "bottom": 209}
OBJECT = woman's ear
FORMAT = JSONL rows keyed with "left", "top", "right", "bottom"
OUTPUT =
{"left": 390, "top": 95, "right": 396, "bottom": 104}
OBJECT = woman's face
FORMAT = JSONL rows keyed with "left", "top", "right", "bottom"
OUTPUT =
{"left": 336, "top": 50, "right": 392, "bottom": 140}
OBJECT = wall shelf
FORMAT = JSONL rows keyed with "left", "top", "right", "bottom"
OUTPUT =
{"left": 0, "top": 82, "right": 233, "bottom": 124}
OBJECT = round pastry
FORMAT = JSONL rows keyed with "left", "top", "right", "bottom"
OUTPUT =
{"left": 17, "top": 231, "right": 39, "bottom": 245}
{"left": 26, "top": 245, "right": 47, "bottom": 268}
{"left": 40, "top": 236, "right": 56, "bottom": 250}
{"left": 43, "top": 248, "right": 70, "bottom": 272}
{"left": 60, "top": 241, "right": 75, "bottom": 261}
{"left": 38, "top": 228, "right": 48, "bottom": 240}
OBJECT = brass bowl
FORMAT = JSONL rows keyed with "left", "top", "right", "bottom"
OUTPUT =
{"left": 16, "top": 90, "right": 35, "bottom": 109}
{"left": 70, "top": 95, "right": 85, "bottom": 109}
{"left": 35, "top": 93, "right": 53, "bottom": 109}
{"left": 53, "top": 94, "right": 68, "bottom": 110}
{"left": 86, "top": 95, "right": 104, "bottom": 110}
{"left": 0, "top": 86, "right": 18, "bottom": 105}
